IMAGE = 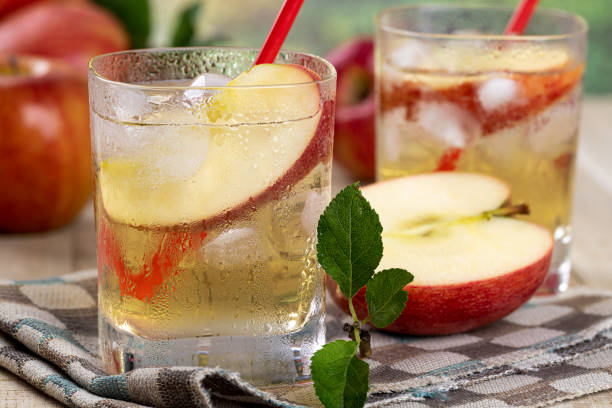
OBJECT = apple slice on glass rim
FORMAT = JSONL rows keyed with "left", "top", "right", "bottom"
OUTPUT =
{"left": 328, "top": 172, "right": 553, "bottom": 335}
{"left": 99, "top": 63, "right": 332, "bottom": 229}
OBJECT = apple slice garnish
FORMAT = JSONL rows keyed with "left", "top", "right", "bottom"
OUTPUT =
{"left": 328, "top": 172, "right": 553, "bottom": 335}
{"left": 97, "top": 63, "right": 332, "bottom": 301}
{"left": 99, "top": 63, "right": 332, "bottom": 228}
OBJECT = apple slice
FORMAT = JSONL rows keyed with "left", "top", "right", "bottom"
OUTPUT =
{"left": 328, "top": 172, "right": 553, "bottom": 335}
{"left": 99, "top": 63, "right": 332, "bottom": 228}
{"left": 381, "top": 45, "right": 583, "bottom": 136}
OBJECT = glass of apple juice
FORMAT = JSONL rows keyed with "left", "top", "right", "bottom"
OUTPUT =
{"left": 375, "top": 5, "right": 587, "bottom": 294}
{"left": 88, "top": 47, "right": 336, "bottom": 385}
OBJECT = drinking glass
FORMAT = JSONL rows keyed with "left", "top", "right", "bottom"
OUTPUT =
{"left": 376, "top": 5, "right": 587, "bottom": 294}
{"left": 88, "top": 47, "right": 336, "bottom": 385}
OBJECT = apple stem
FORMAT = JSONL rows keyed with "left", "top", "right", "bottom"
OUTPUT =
{"left": 485, "top": 203, "right": 530, "bottom": 218}
{"left": 343, "top": 319, "right": 372, "bottom": 357}
{"left": 9, "top": 56, "right": 18, "bottom": 76}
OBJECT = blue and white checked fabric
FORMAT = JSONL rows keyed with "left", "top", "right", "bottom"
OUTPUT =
{"left": 3, "top": 270, "right": 612, "bottom": 407}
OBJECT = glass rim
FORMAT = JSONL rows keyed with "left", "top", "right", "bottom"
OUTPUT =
{"left": 88, "top": 46, "right": 337, "bottom": 91}
{"left": 376, "top": 4, "right": 588, "bottom": 41}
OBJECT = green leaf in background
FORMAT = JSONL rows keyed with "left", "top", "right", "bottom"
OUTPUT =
{"left": 311, "top": 340, "right": 369, "bottom": 408}
{"left": 172, "top": 3, "right": 201, "bottom": 47}
{"left": 366, "top": 268, "right": 413, "bottom": 328}
{"left": 317, "top": 183, "right": 383, "bottom": 298}
{"left": 94, "top": 0, "right": 151, "bottom": 48}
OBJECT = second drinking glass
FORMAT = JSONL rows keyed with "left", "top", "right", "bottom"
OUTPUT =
{"left": 376, "top": 5, "right": 587, "bottom": 294}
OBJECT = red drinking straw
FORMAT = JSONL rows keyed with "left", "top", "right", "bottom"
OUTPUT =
{"left": 504, "top": 0, "right": 540, "bottom": 35}
{"left": 255, "top": 0, "right": 305, "bottom": 65}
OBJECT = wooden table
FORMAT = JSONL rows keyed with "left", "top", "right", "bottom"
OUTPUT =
{"left": 1, "top": 98, "right": 611, "bottom": 407}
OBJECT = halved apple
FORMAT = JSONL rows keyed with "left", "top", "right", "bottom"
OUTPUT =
{"left": 99, "top": 63, "right": 332, "bottom": 228}
{"left": 328, "top": 172, "right": 553, "bottom": 335}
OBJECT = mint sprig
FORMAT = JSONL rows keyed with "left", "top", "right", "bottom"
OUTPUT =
{"left": 312, "top": 184, "right": 414, "bottom": 408}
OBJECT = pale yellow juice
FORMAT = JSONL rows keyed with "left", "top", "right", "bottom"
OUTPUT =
{"left": 377, "top": 43, "right": 582, "bottom": 242}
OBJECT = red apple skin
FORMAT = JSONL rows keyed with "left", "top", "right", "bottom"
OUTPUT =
{"left": 0, "top": 56, "right": 91, "bottom": 232}
{"left": 0, "top": 2, "right": 129, "bottom": 75}
{"left": 328, "top": 246, "right": 552, "bottom": 335}
{"left": 0, "top": 0, "right": 39, "bottom": 17}
{"left": 326, "top": 37, "right": 375, "bottom": 180}
{"left": 0, "top": 0, "right": 83, "bottom": 19}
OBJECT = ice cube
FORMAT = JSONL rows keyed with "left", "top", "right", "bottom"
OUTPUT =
{"left": 390, "top": 41, "right": 429, "bottom": 69}
{"left": 478, "top": 77, "right": 521, "bottom": 111}
{"left": 417, "top": 101, "right": 480, "bottom": 148}
{"left": 301, "top": 190, "right": 331, "bottom": 234}
{"left": 113, "top": 88, "right": 147, "bottom": 121}
{"left": 527, "top": 96, "right": 579, "bottom": 157}
{"left": 203, "top": 228, "right": 266, "bottom": 268}
{"left": 184, "top": 73, "right": 232, "bottom": 103}
{"left": 108, "top": 84, "right": 176, "bottom": 122}
{"left": 380, "top": 108, "right": 408, "bottom": 162}
{"left": 143, "top": 126, "right": 210, "bottom": 182}
{"left": 92, "top": 114, "right": 151, "bottom": 161}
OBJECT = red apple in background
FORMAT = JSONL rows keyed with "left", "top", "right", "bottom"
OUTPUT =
{"left": 326, "top": 36, "right": 375, "bottom": 180}
{"left": 0, "top": 0, "right": 40, "bottom": 17}
{"left": 328, "top": 173, "right": 553, "bottom": 335}
{"left": 0, "top": 56, "right": 91, "bottom": 232}
{"left": 0, "top": 0, "right": 83, "bottom": 19}
{"left": 0, "top": 2, "right": 129, "bottom": 74}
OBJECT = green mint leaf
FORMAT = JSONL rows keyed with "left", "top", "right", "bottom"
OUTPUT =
{"left": 94, "top": 0, "right": 151, "bottom": 48}
{"left": 344, "top": 355, "right": 369, "bottom": 407}
{"left": 311, "top": 340, "right": 369, "bottom": 408}
{"left": 317, "top": 183, "right": 383, "bottom": 298}
{"left": 172, "top": 3, "right": 201, "bottom": 47}
{"left": 366, "top": 268, "right": 413, "bottom": 328}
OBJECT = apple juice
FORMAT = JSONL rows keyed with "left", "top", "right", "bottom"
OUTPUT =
{"left": 89, "top": 49, "right": 336, "bottom": 385}
{"left": 95, "top": 153, "right": 330, "bottom": 340}
{"left": 376, "top": 41, "right": 584, "bottom": 294}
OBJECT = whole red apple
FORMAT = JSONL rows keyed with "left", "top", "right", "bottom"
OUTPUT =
{"left": 0, "top": 2, "right": 129, "bottom": 75}
{"left": 0, "top": 56, "right": 91, "bottom": 232}
{"left": 326, "top": 37, "right": 375, "bottom": 180}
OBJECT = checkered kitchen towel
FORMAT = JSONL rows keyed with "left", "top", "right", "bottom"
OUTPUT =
{"left": 3, "top": 270, "right": 612, "bottom": 407}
